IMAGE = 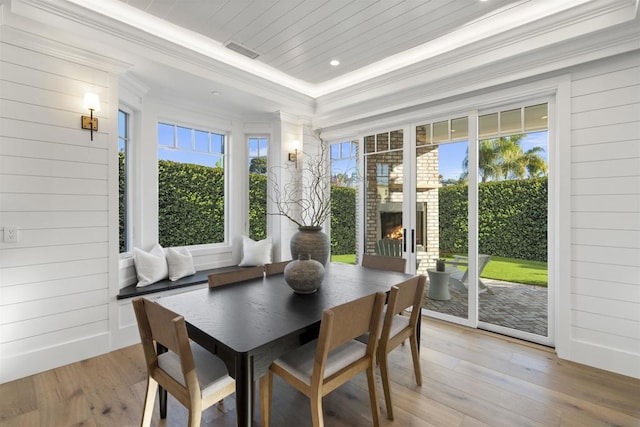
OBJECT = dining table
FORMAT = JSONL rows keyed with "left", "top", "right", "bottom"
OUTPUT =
{"left": 156, "top": 262, "right": 414, "bottom": 427}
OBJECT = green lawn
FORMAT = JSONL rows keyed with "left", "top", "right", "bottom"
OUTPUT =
{"left": 331, "top": 254, "right": 547, "bottom": 286}
{"left": 480, "top": 255, "right": 548, "bottom": 286}
{"left": 331, "top": 254, "right": 357, "bottom": 264}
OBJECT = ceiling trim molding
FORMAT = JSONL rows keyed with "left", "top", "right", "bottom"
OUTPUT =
{"left": 314, "top": 6, "right": 640, "bottom": 128}
{"left": 317, "top": 0, "right": 638, "bottom": 106}
{"left": 9, "top": 0, "right": 637, "bottom": 98}
{"left": 7, "top": 0, "right": 316, "bottom": 115}
{"left": 0, "top": 16, "right": 131, "bottom": 73}
{"left": 318, "top": 75, "right": 568, "bottom": 141}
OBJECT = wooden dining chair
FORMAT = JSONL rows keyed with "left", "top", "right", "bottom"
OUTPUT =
{"left": 361, "top": 253, "right": 406, "bottom": 273}
{"left": 362, "top": 275, "right": 426, "bottom": 420}
{"left": 207, "top": 265, "right": 264, "bottom": 287}
{"left": 132, "top": 297, "right": 235, "bottom": 427}
{"left": 264, "top": 260, "right": 292, "bottom": 275}
{"left": 260, "top": 292, "right": 386, "bottom": 427}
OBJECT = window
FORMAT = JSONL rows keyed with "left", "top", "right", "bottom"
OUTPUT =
{"left": 157, "top": 122, "right": 226, "bottom": 246}
{"left": 330, "top": 140, "right": 358, "bottom": 262}
{"left": 477, "top": 103, "right": 549, "bottom": 181}
{"left": 248, "top": 136, "right": 268, "bottom": 240}
{"left": 118, "top": 109, "right": 129, "bottom": 253}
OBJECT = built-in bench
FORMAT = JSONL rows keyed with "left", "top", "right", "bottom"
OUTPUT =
{"left": 117, "top": 265, "right": 247, "bottom": 300}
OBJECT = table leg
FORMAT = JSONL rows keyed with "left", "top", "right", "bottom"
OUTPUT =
{"left": 235, "top": 353, "right": 253, "bottom": 427}
{"left": 159, "top": 387, "right": 167, "bottom": 419}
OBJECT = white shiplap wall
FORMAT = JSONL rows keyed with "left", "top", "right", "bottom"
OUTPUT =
{"left": 0, "top": 31, "right": 114, "bottom": 382}
{"left": 568, "top": 53, "right": 640, "bottom": 377}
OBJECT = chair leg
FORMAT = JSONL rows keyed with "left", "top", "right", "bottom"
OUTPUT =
{"left": 366, "top": 366, "right": 381, "bottom": 427}
{"left": 310, "top": 390, "right": 324, "bottom": 427}
{"left": 409, "top": 333, "right": 423, "bottom": 386}
{"left": 187, "top": 397, "right": 203, "bottom": 427}
{"left": 141, "top": 378, "right": 158, "bottom": 427}
{"left": 378, "top": 352, "right": 393, "bottom": 420}
{"left": 259, "top": 371, "right": 273, "bottom": 427}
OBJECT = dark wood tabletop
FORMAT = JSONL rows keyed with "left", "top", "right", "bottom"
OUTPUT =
{"left": 157, "top": 262, "right": 412, "bottom": 427}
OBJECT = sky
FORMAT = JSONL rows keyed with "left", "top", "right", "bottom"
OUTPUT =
{"left": 438, "top": 130, "right": 548, "bottom": 181}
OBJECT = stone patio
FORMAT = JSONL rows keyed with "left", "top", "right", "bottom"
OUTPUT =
{"left": 422, "top": 278, "right": 548, "bottom": 337}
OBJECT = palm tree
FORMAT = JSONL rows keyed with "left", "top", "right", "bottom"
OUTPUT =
{"left": 461, "top": 134, "right": 547, "bottom": 182}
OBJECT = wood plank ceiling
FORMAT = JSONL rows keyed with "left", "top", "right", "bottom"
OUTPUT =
{"left": 118, "top": 0, "right": 522, "bottom": 85}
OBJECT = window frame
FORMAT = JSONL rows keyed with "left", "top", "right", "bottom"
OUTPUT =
{"left": 118, "top": 106, "right": 133, "bottom": 257}
{"left": 156, "top": 120, "right": 230, "bottom": 248}
{"left": 247, "top": 135, "right": 269, "bottom": 240}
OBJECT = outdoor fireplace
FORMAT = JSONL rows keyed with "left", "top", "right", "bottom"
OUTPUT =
{"left": 379, "top": 210, "right": 424, "bottom": 246}
{"left": 380, "top": 212, "right": 403, "bottom": 240}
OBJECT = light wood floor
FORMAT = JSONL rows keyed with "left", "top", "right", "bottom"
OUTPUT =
{"left": 1, "top": 319, "right": 639, "bottom": 426}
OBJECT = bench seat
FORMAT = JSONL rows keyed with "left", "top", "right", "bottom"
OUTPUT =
{"left": 117, "top": 265, "right": 247, "bottom": 300}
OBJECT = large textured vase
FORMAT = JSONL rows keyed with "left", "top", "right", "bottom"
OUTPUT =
{"left": 284, "top": 254, "right": 325, "bottom": 294}
{"left": 290, "top": 226, "right": 330, "bottom": 266}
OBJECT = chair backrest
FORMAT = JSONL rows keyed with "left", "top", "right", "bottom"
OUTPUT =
{"left": 362, "top": 253, "right": 406, "bottom": 273}
{"left": 265, "top": 260, "right": 292, "bottom": 276}
{"left": 375, "top": 239, "right": 403, "bottom": 257}
{"left": 478, "top": 254, "right": 491, "bottom": 274}
{"left": 312, "top": 292, "right": 385, "bottom": 382}
{"left": 379, "top": 275, "right": 426, "bottom": 343}
{"left": 132, "top": 297, "right": 197, "bottom": 396}
{"left": 451, "top": 254, "right": 491, "bottom": 283}
{"left": 208, "top": 266, "right": 264, "bottom": 287}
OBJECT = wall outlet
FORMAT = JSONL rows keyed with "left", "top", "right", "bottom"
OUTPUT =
{"left": 3, "top": 226, "right": 18, "bottom": 243}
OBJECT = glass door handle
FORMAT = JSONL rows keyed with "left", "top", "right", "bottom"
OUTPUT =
{"left": 411, "top": 229, "right": 415, "bottom": 253}
{"left": 403, "top": 228, "right": 407, "bottom": 253}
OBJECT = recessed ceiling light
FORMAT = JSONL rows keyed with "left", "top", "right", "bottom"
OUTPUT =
{"left": 330, "top": 59, "right": 340, "bottom": 67}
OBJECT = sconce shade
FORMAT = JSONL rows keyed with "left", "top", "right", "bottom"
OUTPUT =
{"left": 83, "top": 93, "right": 101, "bottom": 111}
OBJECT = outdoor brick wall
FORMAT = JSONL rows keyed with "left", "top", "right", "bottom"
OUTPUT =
{"left": 363, "top": 129, "right": 440, "bottom": 273}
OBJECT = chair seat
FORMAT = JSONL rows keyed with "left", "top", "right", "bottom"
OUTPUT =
{"left": 359, "top": 313, "right": 410, "bottom": 344}
{"left": 388, "top": 314, "right": 410, "bottom": 337}
{"left": 273, "top": 339, "right": 367, "bottom": 386}
{"left": 157, "top": 342, "right": 234, "bottom": 397}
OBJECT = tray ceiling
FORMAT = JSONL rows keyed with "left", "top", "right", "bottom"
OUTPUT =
{"left": 118, "top": 0, "right": 522, "bottom": 85}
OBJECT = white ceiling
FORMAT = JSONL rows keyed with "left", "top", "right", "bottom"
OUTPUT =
{"left": 12, "top": 0, "right": 635, "bottom": 117}
{"left": 62, "top": 0, "right": 614, "bottom": 98}
{"left": 117, "top": 0, "right": 522, "bottom": 85}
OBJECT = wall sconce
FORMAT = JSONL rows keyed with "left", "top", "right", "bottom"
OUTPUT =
{"left": 81, "top": 93, "right": 100, "bottom": 141}
{"left": 288, "top": 140, "right": 301, "bottom": 168}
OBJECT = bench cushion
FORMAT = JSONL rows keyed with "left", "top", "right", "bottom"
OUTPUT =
{"left": 117, "top": 265, "right": 246, "bottom": 300}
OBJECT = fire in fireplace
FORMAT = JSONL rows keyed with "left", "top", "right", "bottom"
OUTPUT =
{"left": 380, "top": 212, "right": 403, "bottom": 240}
{"left": 379, "top": 210, "right": 425, "bottom": 246}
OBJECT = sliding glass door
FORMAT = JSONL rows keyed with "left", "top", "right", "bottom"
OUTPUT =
{"left": 415, "top": 118, "right": 471, "bottom": 323}
{"left": 359, "top": 100, "right": 553, "bottom": 344}
{"left": 476, "top": 103, "right": 551, "bottom": 344}
{"left": 362, "top": 129, "right": 408, "bottom": 265}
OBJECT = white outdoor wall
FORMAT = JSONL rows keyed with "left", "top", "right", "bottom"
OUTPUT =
{"left": 0, "top": 27, "right": 117, "bottom": 383}
{"left": 565, "top": 53, "right": 640, "bottom": 377}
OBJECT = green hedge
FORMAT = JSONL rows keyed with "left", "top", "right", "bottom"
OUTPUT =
{"left": 439, "top": 177, "right": 548, "bottom": 262}
{"left": 158, "top": 160, "right": 225, "bottom": 247}
{"left": 331, "top": 185, "right": 357, "bottom": 254}
{"left": 121, "top": 159, "right": 545, "bottom": 262}
{"left": 249, "top": 173, "right": 267, "bottom": 240}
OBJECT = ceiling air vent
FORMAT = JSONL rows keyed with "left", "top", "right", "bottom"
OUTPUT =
{"left": 225, "top": 41, "right": 260, "bottom": 59}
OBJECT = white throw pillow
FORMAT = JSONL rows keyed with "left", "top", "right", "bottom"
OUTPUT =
{"left": 133, "top": 244, "right": 169, "bottom": 287}
{"left": 166, "top": 247, "right": 196, "bottom": 281}
{"left": 238, "top": 236, "right": 273, "bottom": 267}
